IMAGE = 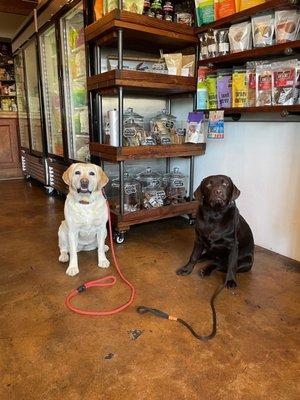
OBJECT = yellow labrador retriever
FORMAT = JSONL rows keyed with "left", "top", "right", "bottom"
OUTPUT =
{"left": 58, "top": 163, "right": 110, "bottom": 277}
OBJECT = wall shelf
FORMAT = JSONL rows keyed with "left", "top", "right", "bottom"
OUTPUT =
{"left": 90, "top": 142, "right": 206, "bottom": 162}
{"left": 197, "top": 105, "right": 300, "bottom": 115}
{"left": 196, "top": 0, "right": 298, "bottom": 34}
{"left": 198, "top": 40, "right": 300, "bottom": 67}
{"left": 87, "top": 70, "right": 197, "bottom": 95}
{"left": 85, "top": 9, "right": 197, "bottom": 52}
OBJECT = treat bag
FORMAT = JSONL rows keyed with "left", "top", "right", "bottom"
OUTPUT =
{"left": 195, "top": 0, "right": 214, "bottom": 26}
{"left": 208, "top": 110, "right": 224, "bottom": 139}
{"left": 214, "top": 0, "right": 236, "bottom": 21}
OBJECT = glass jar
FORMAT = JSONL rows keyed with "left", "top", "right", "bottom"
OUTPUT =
{"left": 123, "top": 107, "right": 144, "bottom": 126}
{"left": 150, "top": 109, "right": 177, "bottom": 145}
{"left": 142, "top": 185, "right": 166, "bottom": 209}
{"left": 163, "top": 167, "right": 187, "bottom": 204}
{"left": 110, "top": 172, "right": 142, "bottom": 213}
{"left": 123, "top": 118, "right": 143, "bottom": 146}
{"left": 136, "top": 167, "right": 162, "bottom": 189}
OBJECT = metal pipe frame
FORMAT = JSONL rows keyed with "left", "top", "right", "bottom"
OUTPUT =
{"left": 189, "top": 156, "right": 195, "bottom": 200}
{"left": 119, "top": 161, "right": 125, "bottom": 215}
{"left": 118, "top": 86, "right": 124, "bottom": 146}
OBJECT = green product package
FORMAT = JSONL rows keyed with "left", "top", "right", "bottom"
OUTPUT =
{"left": 206, "top": 73, "right": 217, "bottom": 109}
{"left": 194, "top": 0, "right": 214, "bottom": 27}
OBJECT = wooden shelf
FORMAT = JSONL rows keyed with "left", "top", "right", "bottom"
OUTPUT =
{"left": 90, "top": 142, "right": 206, "bottom": 162}
{"left": 198, "top": 40, "right": 300, "bottom": 67}
{"left": 87, "top": 70, "right": 196, "bottom": 95}
{"left": 196, "top": 0, "right": 298, "bottom": 33}
{"left": 197, "top": 105, "right": 300, "bottom": 114}
{"left": 85, "top": 9, "right": 197, "bottom": 52}
{"left": 110, "top": 201, "right": 199, "bottom": 231}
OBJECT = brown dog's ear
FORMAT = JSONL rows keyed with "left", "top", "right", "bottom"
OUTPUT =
{"left": 194, "top": 180, "right": 204, "bottom": 201}
{"left": 231, "top": 184, "right": 240, "bottom": 201}
{"left": 96, "top": 166, "right": 109, "bottom": 190}
{"left": 62, "top": 164, "right": 76, "bottom": 187}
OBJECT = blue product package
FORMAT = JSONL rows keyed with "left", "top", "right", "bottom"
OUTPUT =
{"left": 208, "top": 110, "right": 224, "bottom": 139}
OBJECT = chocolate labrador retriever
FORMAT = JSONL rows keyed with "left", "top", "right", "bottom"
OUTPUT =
{"left": 177, "top": 175, "right": 254, "bottom": 288}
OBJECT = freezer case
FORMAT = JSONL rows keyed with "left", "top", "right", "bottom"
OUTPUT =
{"left": 60, "top": 2, "right": 90, "bottom": 162}
{"left": 39, "top": 24, "right": 64, "bottom": 158}
{"left": 23, "top": 40, "right": 43, "bottom": 154}
{"left": 14, "top": 51, "right": 30, "bottom": 149}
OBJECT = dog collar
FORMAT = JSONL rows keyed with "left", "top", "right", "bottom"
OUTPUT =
{"left": 79, "top": 200, "right": 90, "bottom": 205}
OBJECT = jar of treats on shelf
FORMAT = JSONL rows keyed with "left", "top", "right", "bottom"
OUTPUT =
{"left": 150, "top": 108, "right": 177, "bottom": 145}
{"left": 163, "top": 167, "right": 187, "bottom": 205}
{"left": 110, "top": 172, "right": 142, "bottom": 213}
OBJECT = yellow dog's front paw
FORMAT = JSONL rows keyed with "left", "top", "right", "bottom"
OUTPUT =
{"left": 66, "top": 265, "right": 79, "bottom": 276}
{"left": 98, "top": 258, "right": 110, "bottom": 268}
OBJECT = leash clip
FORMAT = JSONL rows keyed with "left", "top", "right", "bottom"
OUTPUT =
{"left": 77, "top": 284, "right": 87, "bottom": 293}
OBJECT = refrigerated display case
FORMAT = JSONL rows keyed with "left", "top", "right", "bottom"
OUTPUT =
{"left": 14, "top": 51, "right": 30, "bottom": 149}
{"left": 39, "top": 25, "right": 64, "bottom": 158}
{"left": 24, "top": 40, "right": 44, "bottom": 154}
{"left": 60, "top": 2, "right": 90, "bottom": 162}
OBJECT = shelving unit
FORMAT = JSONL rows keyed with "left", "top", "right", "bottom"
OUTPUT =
{"left": 196, "top": 0, "right": 300, "bottom": 118}
{"left": 84, "top": 4, "right": 202, "bottom": 241}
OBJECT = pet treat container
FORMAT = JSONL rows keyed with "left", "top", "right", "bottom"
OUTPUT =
{"left": 110, "top": 172, "right": 142, "bottom": 213}
{"left": 150, "top": 109, "right": 176, "bottom": 145}
{"left": 136, "top": 167, "right": 162, "bottom": 188}
{"left": 123, "top": 118, "right": 143, "bottom": 146}
{"left": 163, "top": 167, "right": 187, "bottom": 204}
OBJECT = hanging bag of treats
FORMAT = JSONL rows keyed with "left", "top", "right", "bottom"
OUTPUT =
{"left": 256, "top": 63, "right": 272, "bottom": 106}
{"left": 275, "top": 10, "right": 300, "bottom": 44}
{"left": 229, "top": 21, "right": 252, "bottom": 53}
{"left": 272, "top": 60, "right": 297, "bottom": 106}
{"left": 251, "top": 12, "right": 275, "bottom": 48}
{"left": 232, "top": 67, "right": 248, "bottom": 108}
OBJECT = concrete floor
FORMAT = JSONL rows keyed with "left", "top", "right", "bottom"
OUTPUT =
{"left": 0, "top": 179, "right": 299, "bottom": 400}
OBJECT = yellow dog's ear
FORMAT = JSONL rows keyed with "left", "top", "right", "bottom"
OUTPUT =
{"left": 62, "top": 164, "right": 76, "bottom": 186}
{"left": 96, "top": 165, "right": 109, "bottom": 190}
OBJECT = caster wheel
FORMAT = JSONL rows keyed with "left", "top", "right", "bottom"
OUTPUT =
{"left": 189, "top": 218, "right": 195, "bottom": 226}
{"left": 45, "top": 186, "right": 55, "bottom": 196}
{"left": 114, "top": 232, "right": 125, "bottom": 244}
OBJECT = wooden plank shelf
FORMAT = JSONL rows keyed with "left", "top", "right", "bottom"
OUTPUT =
{"left": 197, "top": 105, "right": 300, "bottom": 114}
{"left": 198, "top": 40, "right": 300, "bottom": 67}
{"left": 196, "top": 0, "right": 298, "bottom": 34}
{"left": 90, "top": 142, "right": 206, "bottom": 162}
{"left": 87, "top": 70, "right": 197, "bottom": 95}
{"left": 110, "top": 201, "right": 199, "bottom": 231}
{"left": 85, "top": 9, "right": 197, "bottom": 52}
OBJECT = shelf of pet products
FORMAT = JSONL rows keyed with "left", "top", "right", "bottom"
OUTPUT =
{"left": 196, "top": 0, "right": 298, "bottom": 33}
{"left": 198, "top": 40, "right": 300, "bottom": 67}
{"left": 87, "top": 69, "right": 197, "bottom": 95}
{"left": 85, "top": 9, "right": 197, "bottom": 52}
{"left": 197, "top": 105, "right": 300, "bottom": 115}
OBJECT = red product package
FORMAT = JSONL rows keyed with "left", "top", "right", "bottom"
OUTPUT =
{"left": 272, "top": 60, "right": 296, "bottom": 106}
{"left": 214, "top": 0, "right": 236, "bottom": 20}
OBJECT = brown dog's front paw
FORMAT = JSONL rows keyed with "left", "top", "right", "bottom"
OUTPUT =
{"left": 176, "top": 265, "right": 194, "bottom": 276}
{"left": 226, "top": 279, "right": 237, "bottom": 289}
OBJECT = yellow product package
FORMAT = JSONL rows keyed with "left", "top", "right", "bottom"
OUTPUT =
{"left": 232, "top": 68, "right": 248, "bottom": 108}
{"left": 239, "top": 0, "right": 265, "bottom": 11}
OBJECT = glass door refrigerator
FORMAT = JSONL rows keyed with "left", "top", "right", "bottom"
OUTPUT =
{"left": 39, "top": 24, "right": 64, "bottom": 159}
{"left": 60, "top": 1, "right": 90, "bottom": 162}
{"left": 19, "top": 38, "right": 47, "bottom": 184}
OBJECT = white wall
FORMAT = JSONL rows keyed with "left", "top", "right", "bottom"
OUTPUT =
{"left": 172, "top": 99, "right": 300, "bottom": 261}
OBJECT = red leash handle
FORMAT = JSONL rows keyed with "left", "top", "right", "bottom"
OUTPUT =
{"left": 65, "top": 201, "right": 136, "bottom": 316}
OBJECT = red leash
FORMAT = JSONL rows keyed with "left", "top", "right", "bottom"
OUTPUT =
{"left": 65, "top": 201, "right": 136, "bottom": 316}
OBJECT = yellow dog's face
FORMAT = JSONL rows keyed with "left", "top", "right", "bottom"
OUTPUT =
{"left": 62, "top": 163, "right": 108, "bottom": 196}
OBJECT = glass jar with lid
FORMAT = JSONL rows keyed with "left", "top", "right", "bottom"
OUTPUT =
{"left": 163, "top": 167, "right": 187, "bottom": 204}
{"left": 123, "top": 118, "right": 143, "bottom": 146}
{"left": 136, "top": 167, "right": 162, "bottom": 189}
{"left": 150, "top": 109, "right": 177, "bottom": 145}
{"left": 110, "top": 172, "right": 142, "bottom": 213}
{"left": 123, "top": 107, "right": 144, "bottom": 126}
{"left": 136, "top": 167, "right": 166, "bottom": 208}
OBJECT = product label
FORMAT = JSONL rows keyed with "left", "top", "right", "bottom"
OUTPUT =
{"left": 161, "top": 137, "right": 172, "bottom": 145}
{"left": 258, "top": 74, "right": 272, "bottom": 90}
{"left": 123, "top": 127, "right": 136, "bottom": 138}
{"left": 274, "top": 69, "right": 295, "bottom": 87}
{"left": 172, "top": 179, "right": 184, "bottom": 188}
{"left": 124, "top": 185, "right": 137, "bottom": 195}
{"left": 219, "top": 43, "right": 229, "bottom": 53}
{"left": 141, "top": 138, "right": 156, "bottom": 146}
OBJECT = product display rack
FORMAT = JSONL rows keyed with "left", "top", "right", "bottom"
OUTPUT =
{"left": 195, "top": 0, "right": 300, "bottom": 118}
{"left": 84, "top": 3, "right": 204, "bottom": 242}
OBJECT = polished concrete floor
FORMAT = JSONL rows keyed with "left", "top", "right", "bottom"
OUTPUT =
{"left": 0, "top": 179, "right": 299, "bottom": 400}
